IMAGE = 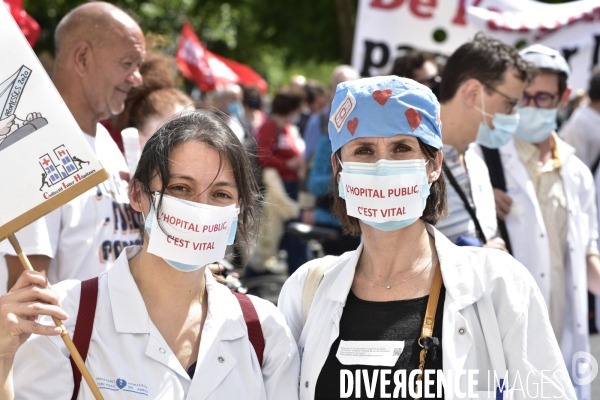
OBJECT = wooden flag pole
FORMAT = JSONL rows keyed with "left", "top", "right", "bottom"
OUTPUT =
{"left": 7, "top": 234, "right": 104, "bottom": 400}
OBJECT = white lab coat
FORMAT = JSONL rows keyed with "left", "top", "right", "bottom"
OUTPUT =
{"left": 13, "top": 246, "right": 300, "bottom": 399}
{"left": 278, "top": 225, "right": 576, "bottom": 400}
{"left": 474, "top": 138, "right": 597, "bottom": 400}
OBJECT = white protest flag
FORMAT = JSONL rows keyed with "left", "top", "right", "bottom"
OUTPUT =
{"left": 0, "top": 4, "right": 108, "bottom": 241}
{"left": 352, "top": 0, "right": 600, "bottom": 93}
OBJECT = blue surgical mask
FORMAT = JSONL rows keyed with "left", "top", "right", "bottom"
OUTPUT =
{"left": 227, "top": 101, "right": 245, "bottom": 120}
{"left": 144, "top": 194, "right": 239, "bottom": 272}
{"left": 475, "top": 87, "right": 520, "bottom": 149}
{"left": 514, "top": 106, "right": 557, "bottom": 143}
{"left": 337, "top": 158, "right": 431, "bottom": 231}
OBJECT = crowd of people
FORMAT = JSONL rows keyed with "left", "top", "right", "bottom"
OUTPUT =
{"left": 1, "top": 1, "right": 600, "bottom": 399}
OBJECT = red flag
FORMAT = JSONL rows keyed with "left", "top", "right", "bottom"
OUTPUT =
{"left": 3, "top": 0, "right": 40, "bottom": 47}
{"left": 176, "top": 22, "right": 268, "bottom": 93}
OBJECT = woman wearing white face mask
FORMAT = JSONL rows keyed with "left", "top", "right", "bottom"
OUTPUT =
{"left": 0, "top": 111, "right": 299, "bottom": 399}
{"left": 278, "top": 76, "right": 575, "bottom": 400}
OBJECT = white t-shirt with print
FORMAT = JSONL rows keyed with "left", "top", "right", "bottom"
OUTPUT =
{"left": 0, "top": 124, "right": 141, "bottom": 284}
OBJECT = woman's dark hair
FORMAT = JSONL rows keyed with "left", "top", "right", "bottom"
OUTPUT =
{"left": 270, "top": 87, "right": 304, "bottom": 116}
{"left": 440, "top": 32, "right": 536, "bottom": 103}
{"left": 133, "top": 110, "right": 261, "bottom": 247}
{"left": 304, "top": 80, "right": 327, "bottom": 105}
{"left": 242, "top": 85, "right": 262, "bottom": 110}
{"left": 331, "top": 139, "right": 447, "bottom": 236}
{"left": 391, "top": 50, "right": 434, "bottom": 80}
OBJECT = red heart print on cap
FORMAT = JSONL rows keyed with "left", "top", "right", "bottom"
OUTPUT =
{"left": 405, "top": 108, "right": 422, "bottom": 131}
{"left": 347, "top": 117, "right": 359, "bottom": 135}
{"left": 373, "top": 89, "right": 392, "bottom": 106}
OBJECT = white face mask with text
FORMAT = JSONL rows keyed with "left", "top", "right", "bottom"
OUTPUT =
{"left": 337, "top": 158, "right": 431, "bottom": 231}
{"left": 144, "top": 193, "right": 238, "bottom": 272}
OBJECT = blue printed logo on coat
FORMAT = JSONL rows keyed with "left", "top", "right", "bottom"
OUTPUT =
{"left": 96, "top": 377, "right": 149, "bottom": 396}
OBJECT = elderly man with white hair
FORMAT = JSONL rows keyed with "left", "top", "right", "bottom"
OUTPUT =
{"left": 1, "top": 1, "right": 145, "bottom": 289}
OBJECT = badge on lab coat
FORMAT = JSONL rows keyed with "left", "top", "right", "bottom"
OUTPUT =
{"left": 336, "top": 340, "right": 405, "bottom": 367}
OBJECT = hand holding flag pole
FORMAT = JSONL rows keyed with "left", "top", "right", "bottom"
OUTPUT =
{"left": 7, "top": 233, "right": 104, "bottom": 400}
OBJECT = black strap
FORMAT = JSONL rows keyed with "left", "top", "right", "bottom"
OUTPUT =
{"left": 442, "top": 160, "right": 488, "bottom": 244}
{"left": 480, "top": 146, "right": 513, "bottom": 254}
{"left": 591, "top": 153, "right": 600, "bottom": 178}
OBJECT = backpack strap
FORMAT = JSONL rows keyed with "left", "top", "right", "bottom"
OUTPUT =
{"left": 479, "top": 145, "right": 514, "bottom": 254}
{"left": 70, "top": 277, "right": 99, "bottom": 400}
{"left": 232, "top": 291, "right": 265, "bottom": 368}
{"left": 301, "top": 256, "right": 334, "bottom": 327}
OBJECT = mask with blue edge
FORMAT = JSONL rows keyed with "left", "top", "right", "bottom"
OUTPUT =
{"left": 144, "top": 193, "right": 239, "bottom": 272}
{"left": 337, "top": 158, "right": 432, "bottom": 231}
{"left": 475, "top": 86, "right": 520, "bottom": 149}
{"left": 514, "top": 106, "right": 557, "bottom": 143}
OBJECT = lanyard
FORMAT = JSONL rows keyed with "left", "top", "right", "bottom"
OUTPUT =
{"left": 442, "top": 161, "right": 488, "bottom": 245}
{"left": 414, "top": 261, "right": 443, "bottom": 400}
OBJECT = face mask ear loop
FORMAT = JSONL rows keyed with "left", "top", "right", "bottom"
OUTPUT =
{"left": 138, "top": 190, "right": 155, "bottom": 227}
{"left": 424, "top": 159, "right": 436, "bottom": 184}
{"left": 480, "top": 86, "right": 487, "bottom": 126}
{"left": 335, "top": 155, "right": 345, "bottom": 175}
{"left": 474, "top": 85, "right": 497, "bottom": 128}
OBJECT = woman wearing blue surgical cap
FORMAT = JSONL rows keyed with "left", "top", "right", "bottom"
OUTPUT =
{"left": 278, "top": 76, "right": 575, "bottom": 400}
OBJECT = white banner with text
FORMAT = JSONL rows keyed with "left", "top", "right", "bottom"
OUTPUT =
{"left": 352, "top": 0, "right": 600, "bottom": 92}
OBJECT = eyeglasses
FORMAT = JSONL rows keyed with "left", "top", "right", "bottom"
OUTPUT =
{"left": 520, "top": 92, "right": 559, "bottom": 109}
{"left": 485, "top": 85, "right": 520, "bottom": 114}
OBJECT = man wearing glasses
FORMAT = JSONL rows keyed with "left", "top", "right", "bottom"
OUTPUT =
{"left": 475, "top": 44, "right": 600, "bottom": 399}
{"left": 434, "top": 33, "right": 534, "bottom": 250}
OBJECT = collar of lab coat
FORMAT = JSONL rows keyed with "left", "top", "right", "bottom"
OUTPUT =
{"left": 108, "top": 246, "right": 246, "bottom": 340}
{"left": 552, "top": 132, "right": 575, "bottom": 164}
{"left": 324, "top": 224, "right": 484, "bottom": 311}
{"left": 501, "top": 133, "right": 576, "bottom": 166}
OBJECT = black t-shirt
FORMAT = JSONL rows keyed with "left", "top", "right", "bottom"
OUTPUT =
{"left": 314, "top": 285, "right": 445, "bottom": 399}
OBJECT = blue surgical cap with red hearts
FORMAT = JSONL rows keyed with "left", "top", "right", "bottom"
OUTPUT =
{"left": 328, "top": 75, "right": 442, "bottom": 153}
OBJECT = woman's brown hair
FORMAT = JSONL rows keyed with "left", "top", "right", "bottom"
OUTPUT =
{"left": 116, "top": 52, "right": 192, "bottom": 131}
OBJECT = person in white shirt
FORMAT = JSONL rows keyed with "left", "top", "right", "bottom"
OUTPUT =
{"left": 434, "top": 33, "right": 536, "bottom": 250}
{"left": 0, "top": 111, "right": 300, "bottom": 399}
{"left": 1, "top": 2, "right": 145, "bottom": 290}
{"left": 278, "top": 75, "right": 575, "bottom": 399}
{"left": 561, "top": 66, "right": 600, "bottom": 169}
{"left": 476, "top": 44, "right": 600, "bottom": 400}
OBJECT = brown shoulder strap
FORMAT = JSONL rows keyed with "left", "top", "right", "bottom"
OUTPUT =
{"left": 70, "top": 277, "right": 99, "bottom": 400}
{"left": 421, "top": 263, "right": 443, "bottom": 338}
{"left": 232, "top": 291, "right": 265, "bottom": 367}
{"left": 415, "top": 263, "right": 443, "bottom": 400}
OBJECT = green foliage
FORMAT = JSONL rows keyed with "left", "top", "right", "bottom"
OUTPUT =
{"left": 22, "top": 0, "right": 576, "bottom": 91}
{"left": 23, "top": 0, "right": 344, "bottom": 91}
